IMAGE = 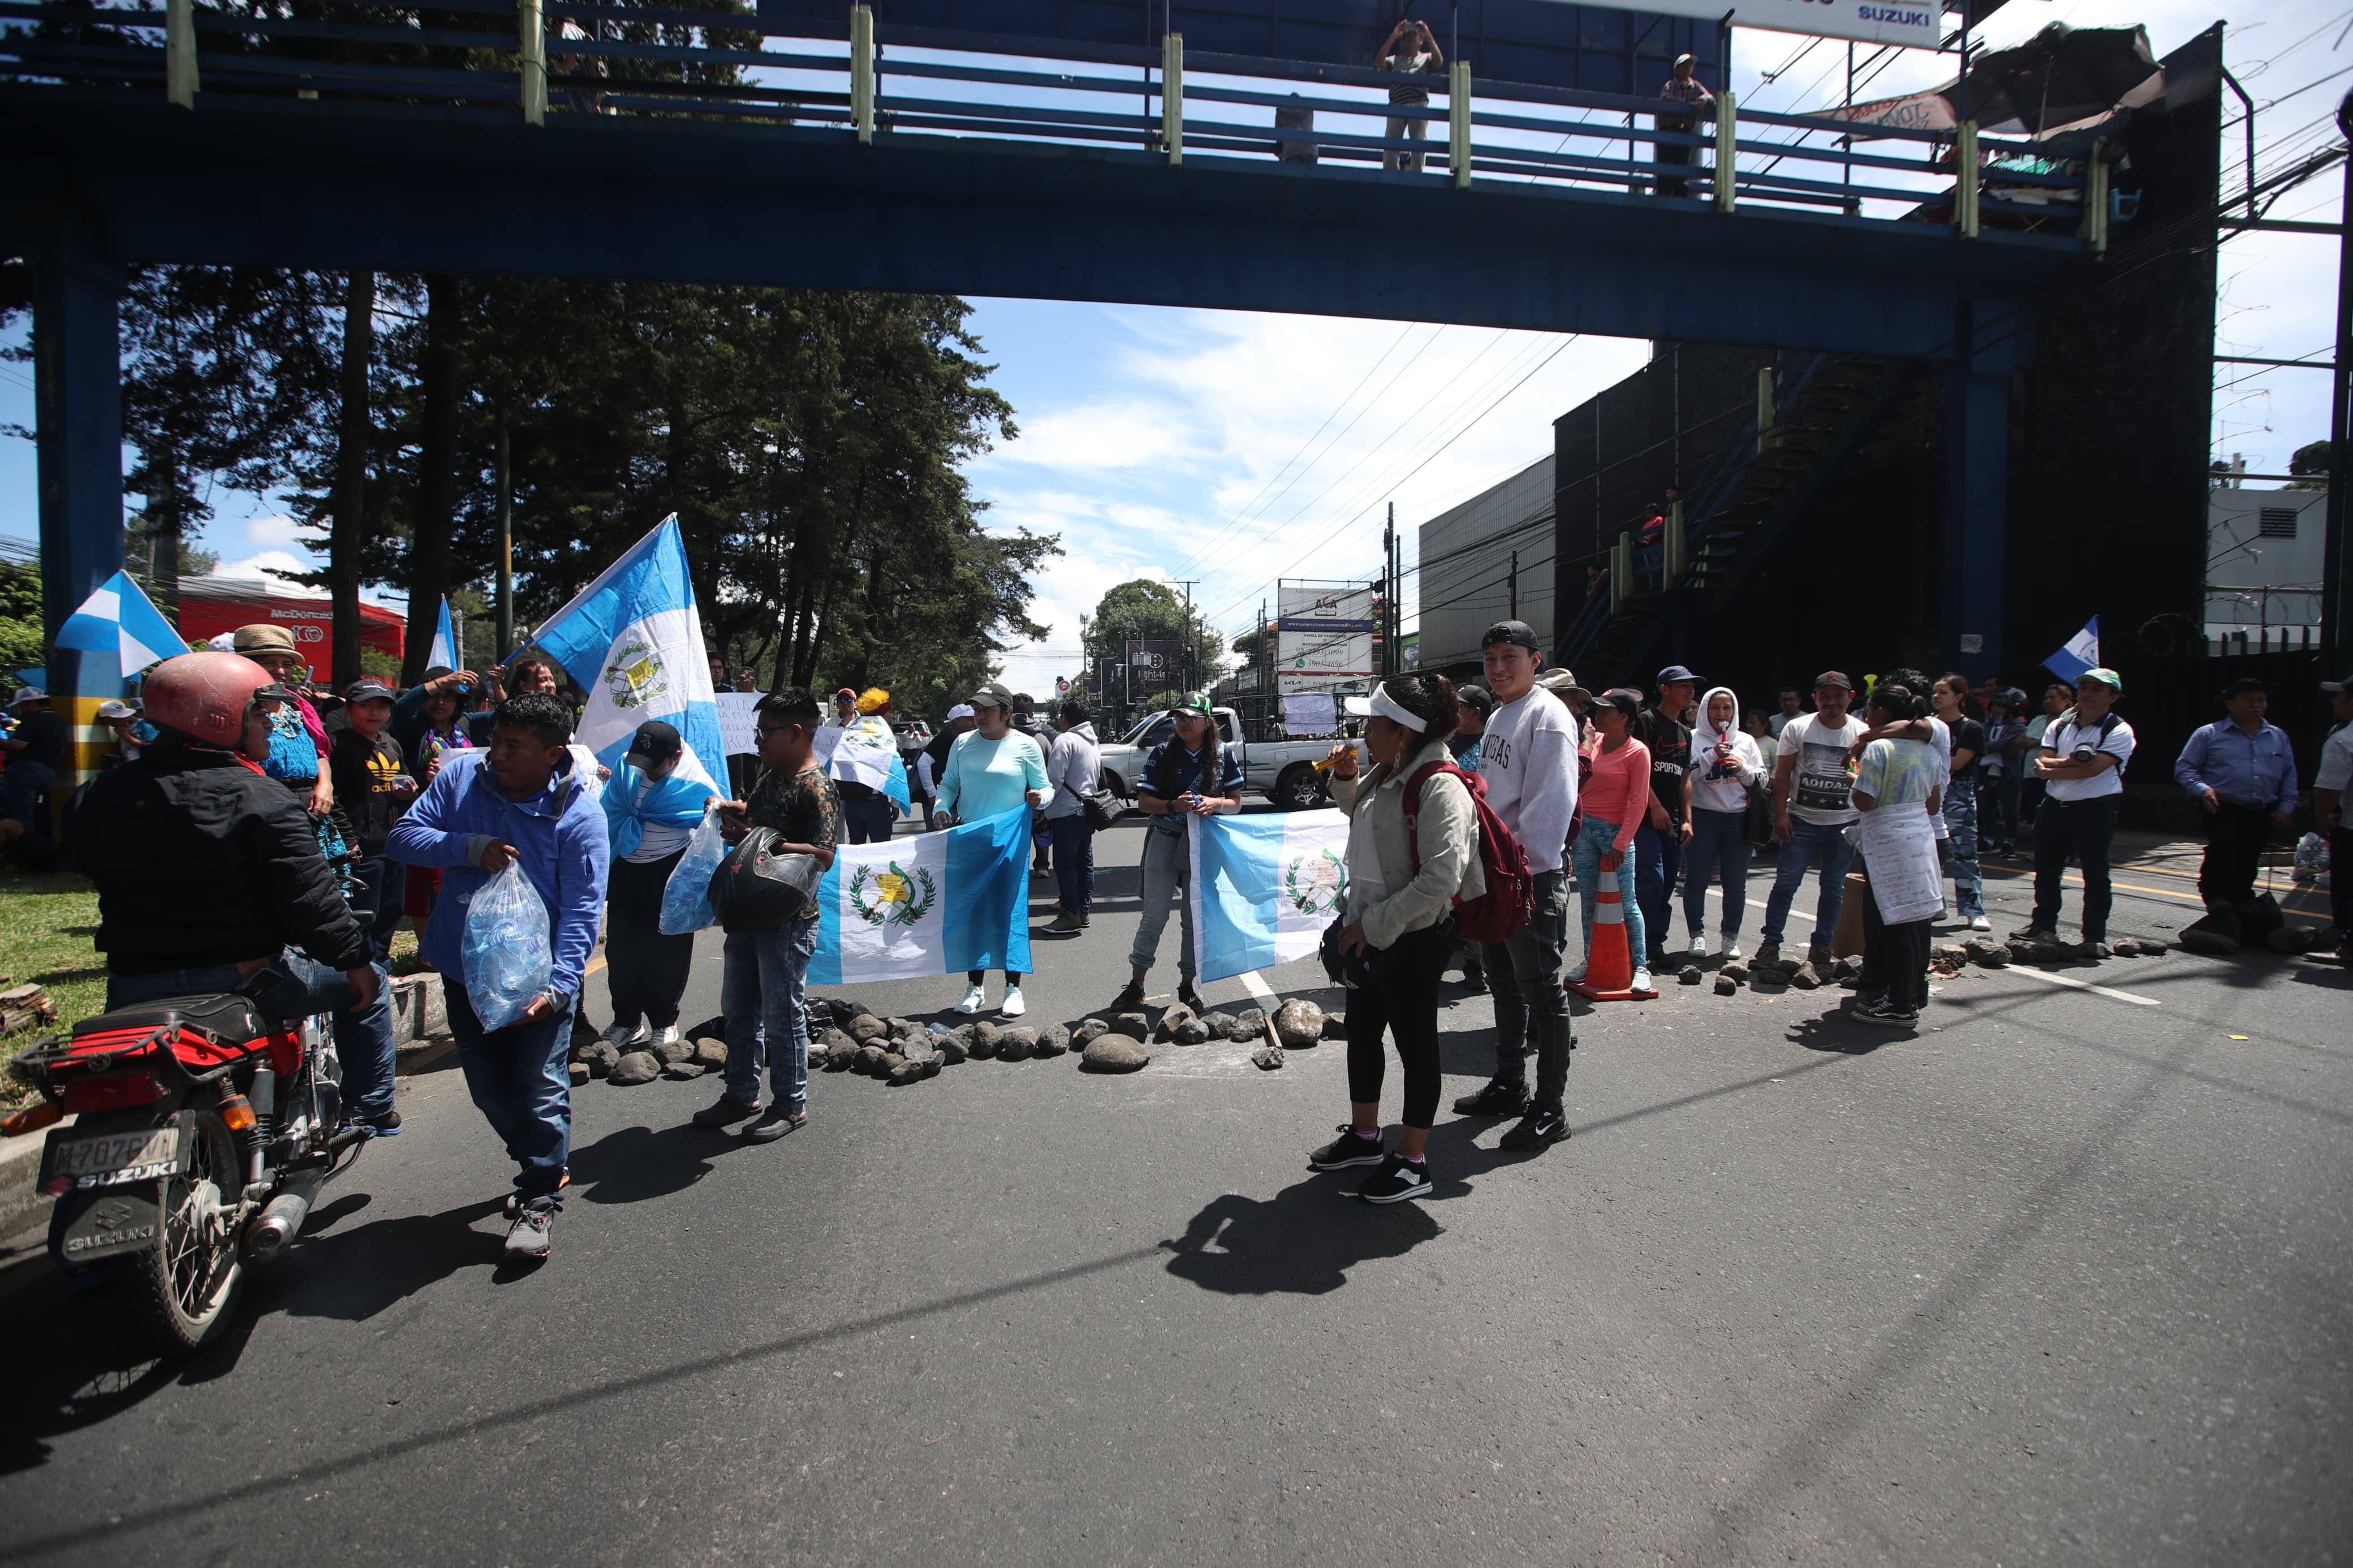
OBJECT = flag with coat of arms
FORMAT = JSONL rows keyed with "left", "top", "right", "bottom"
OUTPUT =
{"left": 1186, "top": 809, "right": 1352, "bottom": 982}
{"left": 808, "top": 806, "right": 1032, "bottom": 984}
{"left": 527, "top": 515, "right": 723, "bottom": 791}
{"left": 2043, "top": 616, "right": 2100, "bottom": 685}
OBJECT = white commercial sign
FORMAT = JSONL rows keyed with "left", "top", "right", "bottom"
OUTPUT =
{"left": 1276, "top": 582, "right": 1376, "bottom": 692}
{"left": 1552, "top": 0, "right": 1946, "bottom": 50}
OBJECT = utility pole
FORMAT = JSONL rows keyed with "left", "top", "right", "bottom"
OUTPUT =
{"left": 1174, "top": 578, "right": 1200, "bottom": 693}
{"left": 494, "top": 405, "right": 514, "bottom": 656}
{"left": 2324, "top": 89, "right": 2353, "bottom": 670}
{"left": 1382, "top": 504, "right": 1396, "bottom": 679}
{"left": 1509, "top": 548, "right": 1519, "bottom": 620}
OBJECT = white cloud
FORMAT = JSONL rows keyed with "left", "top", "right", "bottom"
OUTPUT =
{"left": 210, "top": 550, "right": 314, "bottom": 588}
{"left": 241, "top": 512, "right": 310, "bottom": 547}
{"left": 994, "top": 404, "right": 1204, "bottom": 472}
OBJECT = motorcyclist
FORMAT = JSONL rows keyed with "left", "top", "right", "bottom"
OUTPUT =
{"left": 65, "top": 651, "right": 401, "bottom": 1135}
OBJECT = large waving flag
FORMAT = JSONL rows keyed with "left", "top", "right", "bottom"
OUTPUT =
{"left": 426, "top": 595, "right": 458, "bottom": 671}
{"left": 2044, "top": 616, "right": 2100, "bottom": 685}
{"left": 56, "top": 571, "right": 186, "bottom": 675}
{"left": 827, "top": 715, "right": 911, "bottom": 811}
{"left": 1186, "top": 809, "right": 1352, "bottom": 982}
{"left": 528, "top": 516, "right": 722, "bottom": 791}
{"left": 808, "top": 806, "right": 1032, "bottom": 984}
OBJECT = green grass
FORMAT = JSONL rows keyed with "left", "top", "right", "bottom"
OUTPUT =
{"left": 0, "top": 866, "right": 106, "bottom": 1109}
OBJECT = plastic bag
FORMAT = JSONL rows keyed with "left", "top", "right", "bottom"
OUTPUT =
{"left": 658, "top": 801, "right": 730, "bottom": 936}
{"left": 2292, "top": 831, "right": 2329, "bottom": 884}
{"left": 463, "top": 860, "right": 553, "bottom": 1031}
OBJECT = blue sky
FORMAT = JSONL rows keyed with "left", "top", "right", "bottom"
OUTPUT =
{"left": 3, "top": 0, "right": 2345, "bottom": 691}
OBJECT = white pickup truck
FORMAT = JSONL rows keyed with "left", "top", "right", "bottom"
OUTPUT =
{"left": 1095, "top": 705, "right": 1369, "bottom": 812}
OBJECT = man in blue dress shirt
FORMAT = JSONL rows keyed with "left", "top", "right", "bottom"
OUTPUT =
{"left": 2173, "top": 676, "right": 2300, "bottom": 920}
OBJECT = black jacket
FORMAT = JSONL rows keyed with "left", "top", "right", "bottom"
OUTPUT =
{"left": 66, "top": 743, "right": 372, "bottom": 975}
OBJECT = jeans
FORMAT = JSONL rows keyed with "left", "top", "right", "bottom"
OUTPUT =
{"left": 1761, "top": 818, "right": 1858, "bottom": 951}
{"left": 1986, "top": 768, "right": 2023, "bottom": 849}
{"left": 1942, "top": 776, "right": 1984, "bottom": 919}
{"left": 721, "top": 916, "right": 818, "bottom": 1109}
{"left": 1, "top": 757, "right": 54, "bottom": 827}
{"left": 1346, "top": 921, "right": 1456, "bottom": 1128}
{"left": 1480, "top": 869, "right": 1574, "bottom": 1109}
{"left": 1571, "top": 817, "right": 1646, "bottom": 970}
{"left": 1682, "top": 807, "right": 1751, "bottom": 938}
{"left": 1129, "top": 827, "right": 1196, "bottom": 977}
{"left": 2333, "top": 823, "right": 2352, "bottom": 935}
{"left": 606, "top": 849, "right": 695, "bottom": 1029}
{"left": 351, "top": 856, "right": 408, "bottom": 965}
{"left": 1657, "top": 136, "right": 1694, "bottom": 198}
{"left": 1048, "top": 813, "right": 1095, "bottom": 917}
{"left": 109, "top": 951, "right": 396, "bottom": 1121}
{"left": 1860, "top": 895, "right": 1932, "bottom": 1012}
{"left": 2031, "top": 794, "right": 2120, "bottom": 939}
{"left": 1634, "top": 820, "right": 1684, "bottom": 963}
{"left": 442, "top": 977, "right": 572, "bottom": 1197}
{"left": 1384, "top": 114, "right": 1425, "bottom": 172}
{"left": 2196, "top": 800, "right": 2276, "bottom": 913}
{"left": 841, "top": 793, "right": 895, "bottom": 845}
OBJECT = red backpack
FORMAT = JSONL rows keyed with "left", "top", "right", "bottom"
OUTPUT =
{"left": 1402, "top": 759, "right": 1533, "bottom": 944}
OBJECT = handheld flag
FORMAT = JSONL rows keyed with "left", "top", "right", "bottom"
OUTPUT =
{"left": 828, "top": 716, "right": 911, "bottom": 812}
{"left": 2043, "top": 616, "right": 2100, "bottom": 685}
{"left": 1186, "top": 809, "right": 1352, "bottom": 982}
{"left": 55, "top": 571, "right": 187, "bottom": 676}
{"left": 527, "top": 516, "right": 723, "bottom": 791}
{"left": 808, "top": 806, "right": 1032, "bottom": 984}
{"left": 427, "top": 596, "right": 458, "bottom": 671}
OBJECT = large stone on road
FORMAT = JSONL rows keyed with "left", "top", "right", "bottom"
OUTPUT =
{"left": 1080, "top": 1035, "right": 1149, "bottom": 1072}
{"left": 1273, "top": 999, "right": 1324, "bottom": 1048}
{"left": 608, "top": 1049, "right": 660, "bottom": 1085}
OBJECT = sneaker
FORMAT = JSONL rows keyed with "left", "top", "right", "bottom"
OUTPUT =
{"left": 2075, "top": 938, "right": 2111, "bottom": 960}
{"left": 1308, "top": 1125, "right": 1387, "bottom": 1170}
{"left": 1357, "top": 1153, "right": 1434, "bottom": 1204}
{"left": 1107, "top": 981, "right": 1146, "bottom": 1013}
{"left": 999, "top": 986, "right": 1027, "bottom": 1018}
{"left": 1720, "top": 940, "right": 1743, "bottom": 962}
{"left": 1755, "top": 941, "right": 1782, "bottom": 966}
{"left": 1177, "top": 980, "right": 1206, "bottom": 1013}
{"left": 601, "top": 1020, "right": 650, "bottom": 1050}
{"left": 503, "top": 1196, "right": 557, "bottom": 1260}
{"left": 360, "top": 1108, "right": 403, "bottom": 1137}
{"left": 1687, "top": 933, "right": 1709, "bottom": 957}
{"left": 2011, "top": 923, "right": 2057, "bottom": 944}
{"left": 1499, "top": 1105, "right": 1570, "bottom": 1152}
{"left": 691, "top": 1095, "right": 760, "bottom": 1129}
{"left": 1851, "top": 997, "right": 1919, "bottom": 1029}
{"left": 1453, "top": 1077, "right": 1529, "bottom": 1117}
{"left": 650, "top": 1023, "right": 682, "bottom": 1051}
{"left": 1630, "top": 967, "right": 1654, "bottom": 992}
{"left": 954, "top": 984, "right": 987, "bottom": 1015}
{"left": 742, "top": 1104, "right": 806, "bottom": 1143}
{"left": 1562, "top": 962, "right": 1589, "bottom": 984}
{"left": 1048, "top": 910, "right": 1084, "bottom": 934}
{"left": 1968, "top": 915, "right": 1993, "bottom": 933}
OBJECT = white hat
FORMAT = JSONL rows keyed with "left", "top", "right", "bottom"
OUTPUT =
{"left": 97, "top": 699, "right": 137, "bottom": 719}
{"left": 10, "top": 685, "right": 48, "bottom": 706}
{"left": 945, "top": 703, "right": 976, "bottom": 722}
{"left": 206, "top": 632, "right": 239, "bottom": 652}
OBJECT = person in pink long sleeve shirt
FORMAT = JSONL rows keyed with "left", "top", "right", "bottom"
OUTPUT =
{"left": 1568, "top": 688, "right": 1652, "bottom": 983}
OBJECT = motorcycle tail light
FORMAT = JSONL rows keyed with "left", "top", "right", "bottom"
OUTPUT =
{"left": 218, "top": 1096, "right": 256, "bottom": 1133}
{"left": 61, "top": 1072, "right": 167, "bottom": 1115}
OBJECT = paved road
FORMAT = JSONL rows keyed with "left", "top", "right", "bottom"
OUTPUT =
{"left": 2, "top": 812, "right": 2346, "bottom": 1566}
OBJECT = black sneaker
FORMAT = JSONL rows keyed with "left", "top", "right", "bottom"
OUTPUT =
{"left": 1177, "top": 980, "right": 1206, "bottom": 1013}
{"left": 691, "top": 1095, "right": 760, "bottom": 1129}
{"left": 1459, "top": 965, "right": 1488, "bottom": 994}
{"left": 503, "top": 1196, "right": 557, "bottom": 1260}
{"left": 1851, "top": 997, "right": 1920, "bottom": 1029}
{"left": 742, "top": 1104, "right": 806, "bottom": 1143}
{"left": 1357, "top": 1153, "right": 1434, "bottom": 1204}
{"left": 355, "top": 1108, "right": 403, "bottom": 1137}
{"left": 1499, "top": 1105, "right": 1570, "bottom": 1152}
{"left": 1453, "top": 1077, "right": 1529, "bottom": 1117}
{"left": 1107, "top": 981, "right": 1147, "bottom": 1012}
{"left": 1308, "top": 1125, "right": 1387, "bottom": 1170}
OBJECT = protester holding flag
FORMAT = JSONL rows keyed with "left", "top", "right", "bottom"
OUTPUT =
{"left": 1307, "top": 675, "right": 1481, "bottom": 1204}
{"left": 602, "top": 720, "right": 717, "bottom": 1053}
{"left": 935, "top": 681, "right": 1050, "bottom": 1017}
{"left": 1107, "top": 693, "right": 1240, "bottom": 1019}
{"left": 830, "top": 687, "right": 912, "bottom": 845}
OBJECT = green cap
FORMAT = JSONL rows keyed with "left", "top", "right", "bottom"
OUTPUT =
{"left": 2078, "top": 667, "right": 2123, "bottom": 694}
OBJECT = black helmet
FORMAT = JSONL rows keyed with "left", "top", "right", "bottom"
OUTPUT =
{"left": 709, "top": 828, "right": 822, "bottom": 931}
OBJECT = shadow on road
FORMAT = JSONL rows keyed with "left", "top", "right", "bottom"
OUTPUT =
{"left": 569, "top": 1120, "right": 720, "bottom": 1204}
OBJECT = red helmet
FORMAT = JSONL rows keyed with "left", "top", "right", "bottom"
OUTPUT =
{"left": 142, "top": 651, "right": 277, "bottom": 747}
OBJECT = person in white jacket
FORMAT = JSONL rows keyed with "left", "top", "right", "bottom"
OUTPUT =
{"left": 1681, "top": 685, "right": 1766, "bottom": 960}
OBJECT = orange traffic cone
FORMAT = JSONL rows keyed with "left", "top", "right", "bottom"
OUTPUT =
{"left": 1568, "top": 851, "right": 1657, "bottom": 1001}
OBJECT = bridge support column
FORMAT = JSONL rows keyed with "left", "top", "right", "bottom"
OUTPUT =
{"left": 1941, "top": 311, "right": 2014, "bottom": 682}
{"left": 30, "top": 205, "right": 127, "bottom": 789}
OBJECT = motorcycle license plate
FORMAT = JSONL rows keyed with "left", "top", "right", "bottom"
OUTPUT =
{"left": 42, "top": 1119, "right": 184, "bottom": 1190}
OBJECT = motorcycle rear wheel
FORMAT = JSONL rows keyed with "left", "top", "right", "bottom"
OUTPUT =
{"left": 129, "top": 1108, "right": 245, "bottom": 1355}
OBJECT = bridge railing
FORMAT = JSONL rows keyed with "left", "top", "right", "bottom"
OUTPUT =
{"left": 0, "top": 0, "right": 2096, "bottom": 243}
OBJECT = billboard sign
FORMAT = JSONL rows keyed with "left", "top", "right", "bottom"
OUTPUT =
{"left": 1277, "top": 581, "right": 1376, "bottom": 690}
{"left": 1590, "top": 0, "right": 1943, "bottom": 49}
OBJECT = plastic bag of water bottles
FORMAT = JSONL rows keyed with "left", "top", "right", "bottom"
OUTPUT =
{"left": 658, "top": 801, "right": 730, "bottom": 936}
{"left": 462, "top": 860, "right": 553, "bottom": 1030}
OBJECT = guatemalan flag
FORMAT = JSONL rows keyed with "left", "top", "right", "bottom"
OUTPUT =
{"left": 55, "top": 570, "right": 187, "bottom": 679}
{"left": 808, "top": 806, "right": 1032, "bottom": 984}
{"left": 528, "top": 516, "right": 723, "bottom": 792}
{"left": 827, "top": 717, "right": 912, "bottom": 813}
{"left": 2044, "top": 616, "right": 2100, "bottom": 685}
{"left": 1186, "top": 809, "right": 1352, "bottom": 983}
{"left": 426, "top": 595, "right": 458, "bottom": 671}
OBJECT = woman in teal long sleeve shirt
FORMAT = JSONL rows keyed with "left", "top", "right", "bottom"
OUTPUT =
{"left": 932, "top": 682, "right": 1049, "bottom": 1017}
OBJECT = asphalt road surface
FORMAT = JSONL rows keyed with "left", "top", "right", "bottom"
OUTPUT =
{"left": 2, "top": 810, "right": 2346, "bottom": 1566}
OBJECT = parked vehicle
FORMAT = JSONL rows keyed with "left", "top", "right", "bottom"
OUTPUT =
{"left": 10, "top": 968, "right": 364, "bottom": 1354}
{"left": 1096, "top": 705, "right": 1368, "bottom": 811}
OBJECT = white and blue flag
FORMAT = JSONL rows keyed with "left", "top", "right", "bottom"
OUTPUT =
{"left": 809, "top": 807, "right": 1032, "bottom": 984}
{"left": 426, "top": 595, "right": 458, "bottom": 671}
{"left": 827, "top": 716, "right": 912, "bottom": 812}
{"left": 2044, "top": 616, "right": 2100, "bottom": 685}
{"left": 1187, "top": 809, "right": 1352, "bottom": 983}
{"left": 55, "top": 570, "right": 187, "bottom": 678}
{"left": 529, "top": 515, "right": 723, "bottom": 792}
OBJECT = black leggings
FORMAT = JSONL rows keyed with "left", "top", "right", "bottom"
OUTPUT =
{"left": 1344, "top": 921, "right": 1456, "bottom": 1130}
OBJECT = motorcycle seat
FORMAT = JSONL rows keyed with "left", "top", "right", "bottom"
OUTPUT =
{"left": 73, "top": 993, "right": 269, "bottom": 1051}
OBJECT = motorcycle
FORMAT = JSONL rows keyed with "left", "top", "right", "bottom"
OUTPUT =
{"left": 10, "top": 966, "right": 364, "bottom": 1354}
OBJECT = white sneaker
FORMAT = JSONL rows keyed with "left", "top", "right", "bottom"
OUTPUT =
{"left": 601, "top": 1020, "right": 649, "bottom": 1049}
{"left": 1631, "top": 967, "right": 1654, "bottom": 992}
{"left": 954, "top": 984, "right": 986, "bottom": 1016}
{"left": 1563, "top": 962, "right": 1589, "bottom": 984}
{"left": 650, "top": 1023, "right": 682, "bottom": 1051}
{"left": 999, "top": 986, "right": 1027, "bottom": 1018}
{"left": 1968, "top": 915, "right": 1992, "bottom": 932}
{"left": 1687, "top": 934, "right": 1709, "bottom": 957}
{"left": 1720, "top": 940, "right": 1742, "bottom": 962}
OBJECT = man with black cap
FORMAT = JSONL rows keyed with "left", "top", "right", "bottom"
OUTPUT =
{"left": 602, "top": 719, "right": 717, "bottom": 1052}
{"left": 2314, "top": 672, "right": 2353, "bottom": 952}
{"left": 326, "top": 677, "right": 420, "bottom": 963}
{"left": 1656, "top": 52, "right": 1714, "bottom": 198}
{"left": 2174, "top": 676, "right": 2300, "bottom": 930}
{"left": 1634, "top": 664, "right": 1697, "bottom": 973}
{"left": 1453, "top": 620, "right": 1579, "bottom": 1152}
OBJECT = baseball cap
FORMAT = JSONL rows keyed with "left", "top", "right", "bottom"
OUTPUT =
{"left": 343, "top": 678, "right": 398, "bottom": 705}
{"left": 1813, "top": 669, "right": 1854, "bottom": 692}
{"left": 205, "top": 632, "right": 239, "bottom": 653}
{"left": 2321, "top": 673, "right": 2353, "bottom": 693}
{"left": 1172, "top": 692, "right": 1214, "bottom": 716}
{"left": 944, "top": 703, "right": 976, "bottom": 722}
{"left": 833, "top": 686, "right": 858, "bottom": 703}
{"left": 1594, "top": 687, "right": 1643, "bottom": 716}
{"left": 1656, "top": 664, "right": 1697, "bottom": 686}
{"left": 2220, "top": 675, "right": 2268, "bottom": 698}
{"left": 232, "top": 623, "right": 299, "bottom": 657}
{"left": 967, "top": 680, "right": 1018, "bottom": 710}
{"left": 623, "top": 719, "right": 683, "bottom": 771}
{"left": 10, "top": 685, "right": 48, "bottom": 706}
{"left": 97, "top": 698, "right": 137, "bottom": 720}
{"left": 2078, "top": 667, "right": 2123, "bottom": 693}
{"left": 1480, "top": 619, "right": 1540, "bottom": 653}
{"left": 1674, "top": 51, "right": 1695, "bottom": 66}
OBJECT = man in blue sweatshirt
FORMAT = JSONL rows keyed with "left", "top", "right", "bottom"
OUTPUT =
{"left": 388, "top": 692, "right": 611, "bottom": 1260}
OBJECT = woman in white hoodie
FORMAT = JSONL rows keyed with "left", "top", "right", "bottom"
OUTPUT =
{"left": 1682, "top": 685, "right": 1766, "bottom": 960}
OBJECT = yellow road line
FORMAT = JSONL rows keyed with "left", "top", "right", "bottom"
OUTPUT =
{"left": 1982, "top": 859, "right": 2327, "bottom": 918}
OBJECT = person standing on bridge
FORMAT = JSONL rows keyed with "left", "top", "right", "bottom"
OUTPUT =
{"left": 1657, "top": 53, "right": 1714, "bottom": 199}
{"left": 1376, "top": 18, "right": 1443, "bottom": 174}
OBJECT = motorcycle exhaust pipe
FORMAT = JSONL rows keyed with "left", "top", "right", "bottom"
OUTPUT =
{"left": 243, "top": 1165, "right": 330, "bottom": 1263}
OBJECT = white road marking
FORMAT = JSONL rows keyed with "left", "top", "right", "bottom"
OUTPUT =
{"left": 1239, "top": 970, "right": 1278, "bottom": 1004}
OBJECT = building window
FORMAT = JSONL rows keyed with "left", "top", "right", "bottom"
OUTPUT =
{"left": 2258, "top": 507, "right": 2299, "bottom": 538}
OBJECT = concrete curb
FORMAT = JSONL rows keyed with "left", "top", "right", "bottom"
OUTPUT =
{"left": 0, "top": 1128, "right": 49, "bottom": 1242}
